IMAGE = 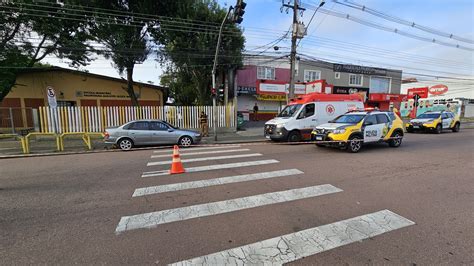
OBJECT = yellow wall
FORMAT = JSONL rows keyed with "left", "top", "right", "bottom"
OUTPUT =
{"left": 6, "top": 70, "right": 164, "bottom": 106}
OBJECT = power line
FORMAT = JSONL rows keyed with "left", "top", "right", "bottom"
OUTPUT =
{"left": 333, "top": 0, "right": 474, "bottom": 44}
{"left": 302, "top": 3, "right": 474, "bottom": 51}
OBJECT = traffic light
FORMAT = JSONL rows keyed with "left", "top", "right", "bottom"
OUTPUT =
{"left": 232, "top": 0, "right": 246, "bottom": 24}
{"left": 217, "top": 85, "right": 225, "bottom": 103}
{"left": 413, "top": 94, "right": 420, "bottom": 107}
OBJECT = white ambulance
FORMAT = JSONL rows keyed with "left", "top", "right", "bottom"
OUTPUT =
{"left": 264, "top": 93, "right": 364, "bottom": 142}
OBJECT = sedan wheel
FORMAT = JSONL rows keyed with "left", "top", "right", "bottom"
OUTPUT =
{"left": 118, "top": 138, "right": 133, "bottom": 151}
{"left": 179, "top": 136, "right": 193, "bottom": 147}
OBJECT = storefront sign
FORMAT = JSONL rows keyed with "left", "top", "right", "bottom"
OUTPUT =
{"left": 259, "top": 83, "right": 286, "bottom": 93}
{"left": 306, "top": 82, "right": 322, "bottom": 94}
{"left": 76, "top": 91, "right": 129, "bottom": 98}
{"left": 256, "top": 94, "right": 287, "bottom": 101}
{"left": 46, "top": 86, "right": 57, "bottom": 108}
{"left": 333, "top": 64, "right": 387, "bottom": 76}
{"left": 333, "top": 86, "right": 369, "bottom": 102}
{"left": 237, "top": 86, "right": 256, "bottom": 95}
{"left": 407, "top": 87, "right": 429, "bottom": 99}
{"left": 428, "top": 84, "right": 448, "bottom": 95}
{"left": 286, "top": 84, "right": 306, "bottom": 94}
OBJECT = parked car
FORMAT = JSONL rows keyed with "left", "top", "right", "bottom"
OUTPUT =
{"left": 405, "top": 111, "right": 460, "bottom": 134}
{"left": 104, "top": 120, "right": 201, "bottom": 151}
{"left": 311, "top": 109, "right": 405, "bottom": 153}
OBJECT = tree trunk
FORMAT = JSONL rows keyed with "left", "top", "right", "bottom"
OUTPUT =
{"left": 126, "top": 66, "right": 139, "bottom": 106}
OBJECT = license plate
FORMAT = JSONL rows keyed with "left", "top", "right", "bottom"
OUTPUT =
{"left": 413, "top": 126, "right": 419, "bottom": 129}
{"left": 265, "top": 135, "right": 270, "bottom": 139}
{"left": 316, "top": 136, "right": 323, "bottom": 140}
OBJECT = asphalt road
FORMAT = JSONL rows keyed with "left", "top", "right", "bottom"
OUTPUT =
{"left": 1, "top": 130, "right": 473, "bottom": 265}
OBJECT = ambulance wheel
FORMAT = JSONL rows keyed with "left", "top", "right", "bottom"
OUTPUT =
{"left": 452, "top": 123, "right": 460, "bottom": 132}
{"left": 435, "top": 124, "right": 442, "bottom": 134}
{"left": 347, "top": 136, "right": 362, "bottom": 153}
{"left": 287, "top": 131, "right": 301, "bottom": 142}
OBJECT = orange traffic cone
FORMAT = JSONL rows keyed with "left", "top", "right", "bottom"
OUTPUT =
{"left": 169, "top": 145, "right": 185, "bottom": 174}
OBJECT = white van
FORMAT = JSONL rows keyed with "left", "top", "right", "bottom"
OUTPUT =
{"left": 264, "top": 93, "right": 364, "bottom": 142}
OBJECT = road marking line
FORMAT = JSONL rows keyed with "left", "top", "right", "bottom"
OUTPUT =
{"left": 116, "top": 184, "right": 342, "bottom": 233}
{"left": 147, "top": 153, "right": 262, "bottom": 166}
{"left": 170, "top": 209, "right": 415, "bottom": 265}
{"left": 152, "top": 145, "right": 241, "bottom": 154}
{"left": 150, "top": 148, "right": 250, "bottom": 158}
{"left": 133, "top": 169, "right": 304, "bottom": 197}
{"left": 141, "top": 159, "right": 279, "bottom": 177}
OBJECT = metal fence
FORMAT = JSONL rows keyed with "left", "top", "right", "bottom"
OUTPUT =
{"left": 37, "top": 105, "right": 235, "bottom": 133}
{"left": 0, "top": 107, "right": 36, "bottom": 134}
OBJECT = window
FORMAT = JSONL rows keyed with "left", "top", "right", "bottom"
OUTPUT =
{"left": 364, "top": 115, "right": 377, "bottom": 125}
{"left": 128, "top": 121, "right": 149, "bottom": 130}
{"left": 298, "top": 103, "right": 315, "bottom": 119}
{"left": 335, "top": 72, "right": 340, "bottom": 79}
{"left": 150, "top": 121, "right": 169, "bottom": 131}
{"left": 441, "top": 113, "right": 449, "bottom": 119}
{"left": 349, "top": 74, "right": 363, "bottom": 86}
{"left": 370, "top": 76, "right": 391, "bottom": 93}
{"left": 257, "top": 66, "right": 275, "bottom": 80}
{"left": 304, "top": 70, "right": 321, "bottom": 82}
{"left": 376, "top": 114, "right": 389, "bottom": 124}
{"left": 387, "top": 112, "right": 396, "bottom": 121}
{"left": 448, "top": 113, "right": 454, "bottom": 118}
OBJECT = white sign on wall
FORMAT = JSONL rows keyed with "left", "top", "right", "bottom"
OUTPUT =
{"left": 306, "top": 82, "right": 323, "bottom": 94}
{"left": 46, "top": 86, "right": 57, "bottom": 108}
{"left": 259, "top": 83, "right": 286, "bottom": 93}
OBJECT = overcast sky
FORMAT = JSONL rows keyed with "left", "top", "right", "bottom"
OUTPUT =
{"left": 45, "top": 0, "right": 474, "bottom": 97}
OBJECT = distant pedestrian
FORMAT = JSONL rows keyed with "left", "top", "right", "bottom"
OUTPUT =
{"left": 253, "top": 103, "right": 259, "bottom": 121}
{"left": 199, "top": 111, "right": 209, "bottom": 137}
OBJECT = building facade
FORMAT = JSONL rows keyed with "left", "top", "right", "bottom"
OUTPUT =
{"left": 236, "top": 56, "right": 404, "bottom": 120}
{"left": 0, "top": 67, "right": 166, "bottom": 130}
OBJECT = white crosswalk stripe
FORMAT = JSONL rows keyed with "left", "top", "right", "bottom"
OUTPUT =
{"left": 133, "top": 169, "right": 304, "bottom": 197}
{"left": 170, "top": 209, "right": 415, "bottom": 265}
{"left": 141, "top": 159, "right": 279, "bottom": 177}
{"left": 152, "top": 145, "right": 241, "bottom": 154}
{"left": 147, "top": 153, "right": 262, "bottom": 166}
{"left": 116, "top": 184, "right": 342, "bottom": 233}
{"left": 150, "top": 148, "right": 250, "bottom": 158}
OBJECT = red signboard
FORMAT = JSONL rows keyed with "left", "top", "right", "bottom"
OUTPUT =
{"left": 407, "top": 87, "right": 429, "bottom": 99}
{"left": 428, "top": 84, "right": 448, "bottom": 95}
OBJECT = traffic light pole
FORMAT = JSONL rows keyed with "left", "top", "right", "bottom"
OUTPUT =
{"left": 212, "top": 6, "right": 233, "bottom": 141}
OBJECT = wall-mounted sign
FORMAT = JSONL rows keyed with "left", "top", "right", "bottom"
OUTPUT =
{"left": 237, "top": 86, "right": 256, "bottom": 95}
{"left": 259, "top": 83, "right": 286, "bottom": 93}
{"left": 286, "top": 84, "right": 306, "bottom": 95}
{"left": 333, "top": 64, "right": 387, "bottom": 76}
{"left": 407, "top": 87, "right": 429, "bottom": 99}
{"left": 305, "top": 82, "right": 322, "bottom": 94}
{"left": 428, "top": 84, "right": 448, "bottom": 95}
{"left": 333, "top": 86, "right": 369, "bottom": 102}
{"left": 46, "top": 86, "right": 57, "bottom": 108}
{"left": 256, "top": 94, "right": 287, "bottom": 101}
{"left": 76, "top": 91, "right": 129, "bottom": 98}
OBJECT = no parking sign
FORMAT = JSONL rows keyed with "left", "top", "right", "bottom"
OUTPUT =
{"left": 46, "top": 86, "right": 57, "bottom": 108}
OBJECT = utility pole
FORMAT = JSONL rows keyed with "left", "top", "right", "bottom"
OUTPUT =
{"left": 282, "top": 0, "right": 305, "bottom": 102}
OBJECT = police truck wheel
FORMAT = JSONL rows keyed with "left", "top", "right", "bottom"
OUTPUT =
{"left": 389, "top": 132, "right": 402, "bottom": 147}
{"left": 118, "top": 138, "right": 133, "bottom": 151}
{"left": 347, "top": 136, "right": 362, "bottom": 153}
{"left": 407, "top": 127, "right": 414, "bottom": 133}
{"left": 435, "top": 124, "right": 442, "bottom": 134}
{"left": 452, "top": 123, "right": 460, "bottom": 132}
{"left": 179, "top": 136, "right": 193, "bottom": 147}
{"left": 287, "top": 131, "right": 301, "bottom": 142}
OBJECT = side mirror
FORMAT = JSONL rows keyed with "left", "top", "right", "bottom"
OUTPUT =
{"left": 167, "top": 128, "right": 174, "bottom": 132}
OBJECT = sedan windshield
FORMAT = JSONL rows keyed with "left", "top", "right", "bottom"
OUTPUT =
{"left": 277, "top": 104, "right": 302, "bottom": 118}
{"left": 417, "top": 113, "right": 440, "bottom": 119}
{"left": 331, "top": 114, "right": 365, "bottom": 124}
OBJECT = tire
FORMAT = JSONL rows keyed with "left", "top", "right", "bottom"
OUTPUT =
{"left": 435, "top": 124, "right": 442, "bottom": 134}
{"left": 407, "top": 127, "right": 414, "bottom": 133}
{"left": 389, "top": 131, "right": 403, "bottom": 147}
{"left": 118, "top": 138, "right": 133, "bottom": 151}
{"left": 452, "top": 123, "right": 460, "bottom": 132}
{"left": 178, "top": 136, "right": 193, "bottom": 147}
{"left": 287, "top": 131, "right": 301, "bottom": 142}
{"left": 347, "top": 135, "right": 363, "bottom": 153}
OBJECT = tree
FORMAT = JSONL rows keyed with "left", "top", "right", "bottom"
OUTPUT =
{"left": 0, "top": 0, "right": 93, "bottom": 102}
{"left": 153, "top": 0, "right": 245, "bottom": 105}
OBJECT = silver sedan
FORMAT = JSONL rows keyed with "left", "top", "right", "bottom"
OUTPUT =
{"left": 104, "top": 120, "right": 202, "bottom": 151}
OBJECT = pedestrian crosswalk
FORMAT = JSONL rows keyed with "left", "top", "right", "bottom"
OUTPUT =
{"left": 117, "top": 144, "right": 415, "bottom": 264}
